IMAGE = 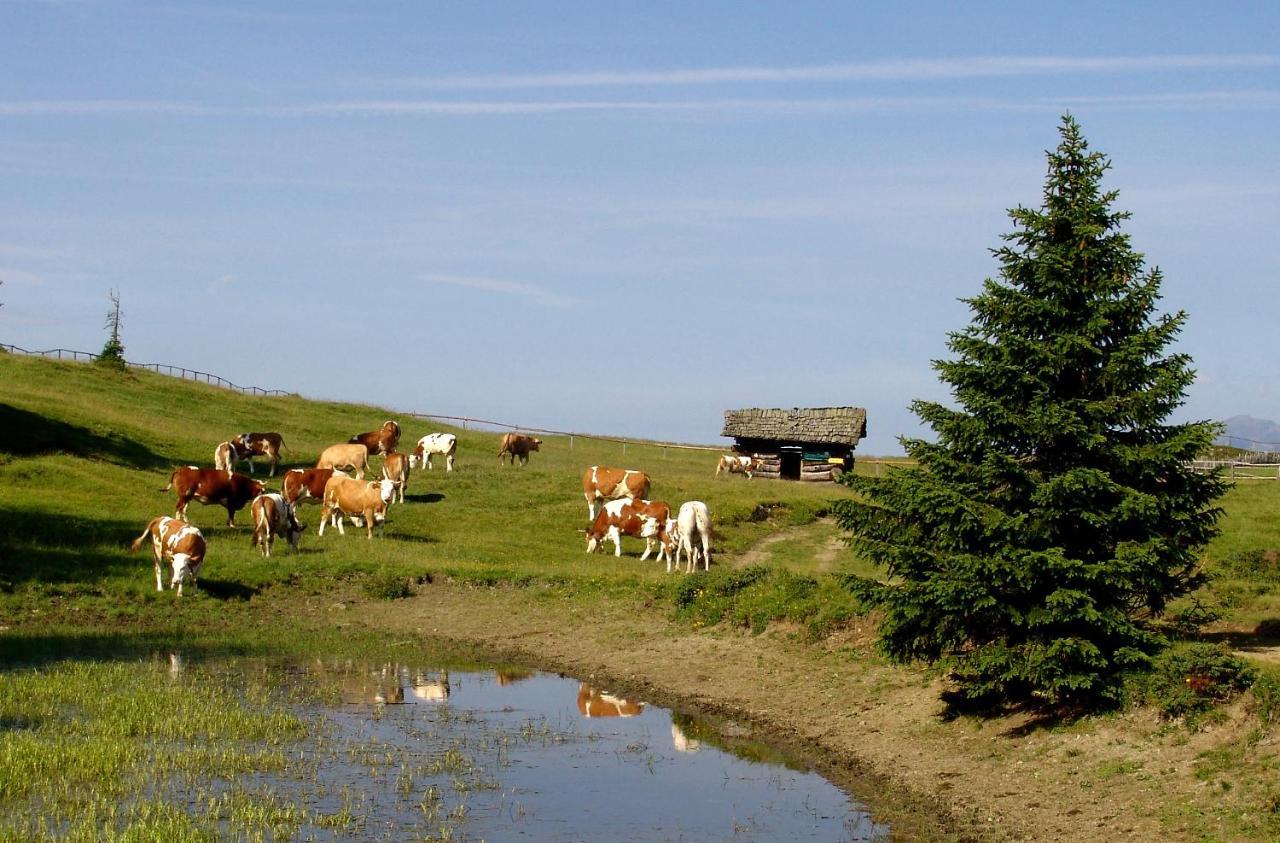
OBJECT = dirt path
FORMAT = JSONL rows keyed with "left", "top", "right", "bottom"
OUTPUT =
{"left": 313, "top": 526, "right": 1275, "bottom": 842}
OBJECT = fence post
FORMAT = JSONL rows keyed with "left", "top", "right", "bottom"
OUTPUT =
{"left": 463, "top": 417, "right": 469, "bottom": 431}
{"left": 569, "top": 435, "right": 574, "bottom": 450}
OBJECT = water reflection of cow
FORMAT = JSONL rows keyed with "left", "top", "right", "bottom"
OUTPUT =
{"left": 577, "top": 683, "right": 645, "bottom": 717}
{"left": 496, "top": 669, "right": 534, "bottom": 686}
{"left": 314, "top": 660, "right": 406, "bottom": 704}
{"left": 407, "top": 669, "right": 450, "bottom": 702}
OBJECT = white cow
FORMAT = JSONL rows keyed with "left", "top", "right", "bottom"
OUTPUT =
{"left": 716, "top": 454, "right": 755, "bottom": 479}
{"left": 409, "top": 433, "right": 457, "bottom": 472}
{"left": 673, "top": 501, "right": 711, "bottom": 573}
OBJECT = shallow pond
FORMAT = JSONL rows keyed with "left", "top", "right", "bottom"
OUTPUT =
{"left": 1, "top": 650, "right": 890, "bottom": 841}
{"left": 221, "top": 656, "right": 886, "bottom": 840}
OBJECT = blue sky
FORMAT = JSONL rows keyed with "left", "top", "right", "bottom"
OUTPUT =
{"left": 1, "top": 1, "right": 1277, "bottom": 453}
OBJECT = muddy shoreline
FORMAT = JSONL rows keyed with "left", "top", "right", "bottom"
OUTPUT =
{"left": 337, "top": 582, "right": 1155, "bottom": 842}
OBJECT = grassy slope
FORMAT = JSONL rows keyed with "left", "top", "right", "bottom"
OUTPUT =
{"left": 0, "top": 353, "right": 845, "bottom": 620}
{"left": 7, "top": 353, "right": 1280, "bottom": 841}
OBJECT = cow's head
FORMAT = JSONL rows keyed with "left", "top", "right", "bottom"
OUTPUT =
{"left": 247, "top": 478, "right": 266, "bottom": 497}
{"left": 531, "top": 438, "right": 542, "bottom": 451}
{"left": 170, "top": 553, "right": 195, "bottom": 591}
{"left": 586, "top": 533, "right": 601, "bottom": 553}
{"left": 377, "top": 478, "right": 396, "bottom": 503}
{"left": 639, "top": 517, "right": 661, "bottom": 539}
{"left": 285, "top": 505, "right": 305, "bottom": 550}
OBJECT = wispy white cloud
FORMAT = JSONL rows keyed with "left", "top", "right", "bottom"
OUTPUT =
{"left": 1, "top": 90, "right": 1276, "bottom": 119}
{"left": 421, "top": 273, "right": 577, "bottom": 309}
{"left": 393, "top": 54, "right": 1280, "bottom": 90}
{"left": 209, "top": 273, "right": 237, "bottom": 292}
{"left": 0, "top": 266, "right": 47, "bottom": 286}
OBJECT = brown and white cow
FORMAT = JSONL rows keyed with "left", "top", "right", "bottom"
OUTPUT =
{"left": 582, "top": 465, "right": 651, "bottom": 521}
{"left": 381, "top": 452, "right": 411, "bottom": 504}
{"left": 316, "top": 443, "right": 369, "bottom": 479}
{"left": 585, "top": 498, "right": 664, "bottom": 558}
{"left": 318, "top": 476, "right": 396, "bottom": 539}
{"left": 213, "top": 441, "right": 235, "bottom": 473}
{"left": 498, "top": 433, "right": 541, "bottom": 466}
{"left": 250, "top": 493, "right": 304, "bottom": 557}
{"left": 130, "top": 516, "right": 206, "bottom": 596}
{"left": 410, "top": 433, "right": 457, "bottom": 472}
{"left": 576, "top": 684, "right": 645, "bottom": 718}
{"left": 281, "top": 467, "right": 340, "bottom": 506}
{"left": 716, "top": 454, "right": 755, "bottom": 479}
{"left": 162, "top": 467, "right": 264, "bottom": 526}
{"left": 348, "top": 420, "right": 401, "bottom": 456}
{"left": 229, "top": 432, "right": 287, "bottom": 476}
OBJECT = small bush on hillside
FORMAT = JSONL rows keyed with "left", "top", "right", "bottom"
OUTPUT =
{"left": 1130, "top": 643, "right": 1256, "bottom": 725}
{"left": 1217, "top": 549, "right": 1280, "bottom": 584}
{"left": 362, "top": 571, "right": 414, "bottom": 600}
{"left": 666, "top": 565, "right": 869, "bottom": 637}
{"left": 1250, "top": 671, "right": 1280, "bottom": 728}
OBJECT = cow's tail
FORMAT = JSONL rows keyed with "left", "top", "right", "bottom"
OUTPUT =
{"left": 279, "top": 438, "right": 290, "bottom": 454}
{"left": 129, "top": 522, "right": 153, "bottom": 553}
{"left": 160, "top": 468, "right": 178, "bottom": 492}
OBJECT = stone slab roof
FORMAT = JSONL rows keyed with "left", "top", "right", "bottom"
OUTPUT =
{"left": 721, "top": 406, "right": 867, "bottom": 446}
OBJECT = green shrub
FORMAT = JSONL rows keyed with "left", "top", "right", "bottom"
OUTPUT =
{"left": 1251, "top": 671, "right": 1280, "bottom": 727}
{"left": 361, "top": 571, "right": 414, "bottom": 600}
{"left": 666, "top": 565, "right": 869, "bottom": 637}
{"left": 1216, "top": 549, "right": 1280, "bottom": 584}
{"left": 1135, "top": 643, "right": 1256, "bottom": 724}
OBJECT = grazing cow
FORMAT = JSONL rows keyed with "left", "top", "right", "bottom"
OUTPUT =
{"left": 316, "top": 443, "right": 369, "bottom": 479}
{"left": 318, "top": 476, "right": 395, "bottom": 539}
{"left": 577, "top": 684, "right": 645, "bottom": 718}
{"left": 585, "top": 498, "right": 663, "bottom": 558}
{"left": 582, "top": 466, "right": 651, "bottom": 521}
{"left": 130, "top": 516, "right": 206, "bottom": 596}
{"left": 213, "top": 441, "right": 235, "bottom": 473}
{"left": 162, "top": 467, "right": 264, "bottom": 526}
{"left": 674, "top": 500, "right": 712, "bottom": 573}
{"left": 381, "top": 452, "right": 411, "bottom": 504}
{"left": 626, "top": 499, "right": 673, "bottom": 562}
{"left": 409, "top": 433, "right": 457, "bottom": 472}
{"left": 281, "top": 467, "right": 341, "bottom": 506}
{"left": 348, "top": 420, "right": 401, "bottom": 456}
{"left": 716, "top": 454, "right": 756, "bottom": 479}
{"left": 497, "top": 433, "right": 541, "bottom": 466}
{"left": 229, "top": 432, "right": 287, "bottom": 476}
{"left": 250, "top": 493, "right": 304, "bottom": 557}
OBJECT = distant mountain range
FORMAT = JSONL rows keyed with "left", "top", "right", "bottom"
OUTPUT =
{"left": 1215, "top": 415, "right": 1280, "bottom": 450}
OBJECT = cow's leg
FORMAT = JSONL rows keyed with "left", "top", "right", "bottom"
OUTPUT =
{"left": 268, "top": 452, "right": 278, "bottom": 477}
{"left": 153, "top": 541, "right": 165, "bottom": 591}
{"left": 641, "top": 538, "right": 654, "bottom": 562}
{"left": 225, "top": 504, "right": 236, "bottom": 528}
{"left": 318, "top": 506, "right": 331, "bottom": 535}
{"left": 446, "top": 453, "right": 454, "bottom": 472}
{"left": 586, "top": 495, "right": 596, "bottom": 522}
{"left": 607, "top": 525, "right": 622, "bottom": 557}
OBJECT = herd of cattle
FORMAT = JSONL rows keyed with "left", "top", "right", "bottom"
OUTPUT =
{"left": 132, "top": 420, "right": 747, "bottom": 596}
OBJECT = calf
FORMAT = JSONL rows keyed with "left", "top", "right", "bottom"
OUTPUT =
{"left": 673, "top": 500, "right": 712, "bottom": 573}
{"left": 348, "top": 420, "right": 401, "bottom": 456}
{"left": 582, "top": 466, "right": 651, "bottom": 521}
{"left": 410, "top": 433, "right": 457, "bottom": 472}
{"left": 716, "top": 454, "right": 755, "bottom": 479}
{"left": 162, "top": 467, "right": 264, "bottom": 526}
{"left": 318, "top": 476, "right": 396, "bottom": 539}
{"left": 229, "top": 432, "right": 287, "bottom": 476}
{"left": 316, "top": 443, "right": 369, "bottom": 479}
{"left": 130, "top": 516, "right": 206, "bottom": 596}
{"left": 498, "top": 433, "right": 541, "bottom": 466}
{"left": 381, "top": 452, "right": 411, "bottom": 504}
{"left": 250, "top": 493, "right": 304, "bottom": 557}
{"left": 282, "top": 467, "right": 339, "bottom": 506}
{"left": 585, "top": 498, "right": 662, "bottom": 558}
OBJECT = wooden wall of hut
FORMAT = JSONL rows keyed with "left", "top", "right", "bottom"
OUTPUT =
{"left": 800, "top": 459, "right": 835, "bottom": 482}
{"left": 751, "top": 452, "right": 782, "bottom": 480}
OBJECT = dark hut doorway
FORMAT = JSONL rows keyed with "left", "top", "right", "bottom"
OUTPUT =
{"left": 779, "top": 446, "right": 803, "bottom": 480}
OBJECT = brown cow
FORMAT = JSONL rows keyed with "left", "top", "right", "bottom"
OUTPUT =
{"left": 281, "top": 467, "right": 338, "bottom": 506}
{"left": 250, "top": 493, "right": 304, "bottom": 557}
{"left": 130, "top": 516, "right": 206, "bottom": 596}
{"left": 585, "top": 498, "right": 664, "bottom": 558}
{"left": 498, "top": 433, "right": 541, "bottom": 466}
{"left": 316, "top": 443, "right": 369, "bottom": 479}
{"left": 229, "top": 432, "right": 287, "bottom": 476}
{"left": 162, "top": 467, "right": 264, "bottom": 526}
{"left": 715, "top": 454, "right": 755, "bottom": 479}
{"left": 348, "top": 420, "right": 401, "bottom": 456}
{"left": 318, "top": 476, "right": 395, "bottom": 539}
{"left": 582, "top": 466, "right": 651, "bottom": 521}
{"left": 213, "top": 441, "right": 235, "bottom": 473}
{"left": 381, "top": 452, "right": 411, "bottom": 504}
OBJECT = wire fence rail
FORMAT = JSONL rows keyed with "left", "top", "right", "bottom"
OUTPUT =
{"left": 1, "top": 343, "right": 292, "bottom": 396}
{"left": 3, "top": 341, "right": 923, "bottom": 466}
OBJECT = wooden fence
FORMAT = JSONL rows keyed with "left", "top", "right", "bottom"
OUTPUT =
{"left": 1, "top": 343, "right": 291, "bottom": 396}
{"left": 1190, "top": 460, "right": 1280, "bottom": 480}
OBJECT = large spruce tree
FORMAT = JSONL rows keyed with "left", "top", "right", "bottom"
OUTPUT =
{"left": 834, "top": 116, "right": 1226, "bottom": 707}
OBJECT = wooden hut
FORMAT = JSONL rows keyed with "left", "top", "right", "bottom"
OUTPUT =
{"left": 721, "top": 407, "right": 867, "bottom": 481}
